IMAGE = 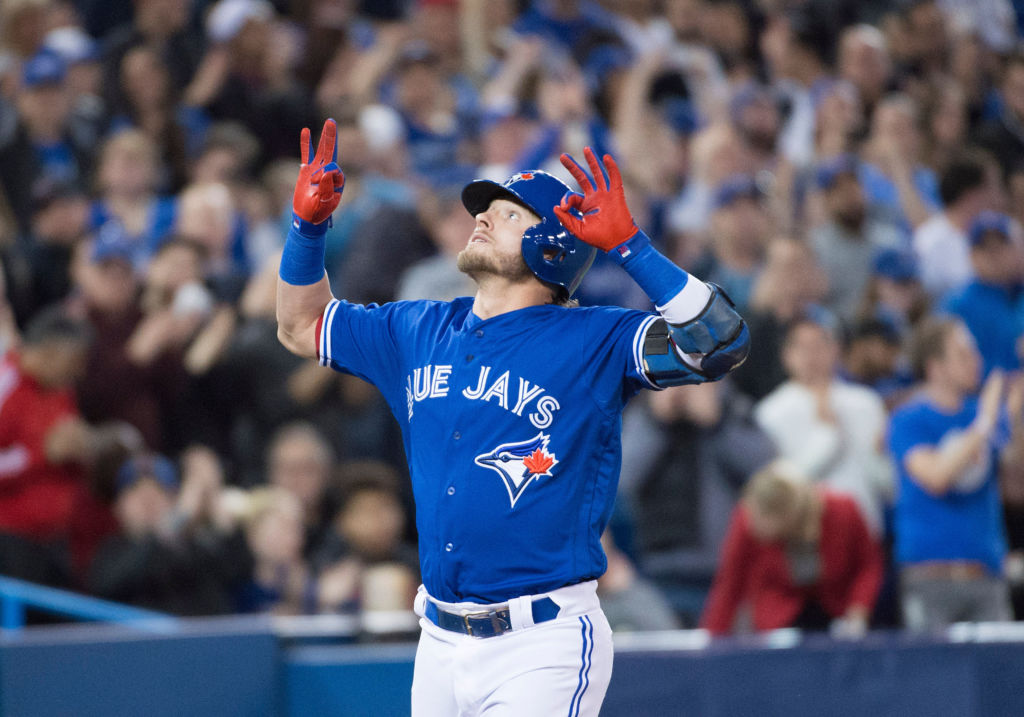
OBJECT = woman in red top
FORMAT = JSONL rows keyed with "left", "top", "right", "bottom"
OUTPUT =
{"left": 701, "top": 461, "right": 883, "bottom": 636}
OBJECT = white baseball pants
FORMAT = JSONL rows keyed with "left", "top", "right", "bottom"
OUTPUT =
{"left": 411, "top": 581, "right": 613, "bottom": 717}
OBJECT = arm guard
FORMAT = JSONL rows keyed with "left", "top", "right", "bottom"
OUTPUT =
{"left": 642, "top": 284, "right": 750, "bottom": 388}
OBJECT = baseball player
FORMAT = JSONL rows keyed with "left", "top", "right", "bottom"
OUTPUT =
{"left": 277, "top": 119, "right": 749, "bottom": 716}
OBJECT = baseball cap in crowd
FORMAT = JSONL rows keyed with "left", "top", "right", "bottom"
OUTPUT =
{"left": 22, "top": 48, "right": 66, "bottom": 88}
{"left": 872, "top": 247, "right": 919, "bottom": 282}
{"left": 206, "top": 0, "right": 274, "bottom": 43}
{"left": 711, "top": 174, "right": 763, "bottom": 210}
{"left": 42, "top": 26, "right": 99, "bottom": 66}
{"left": 815, "top": 154, "right": 860, "bottom": 191}
{"left": 90, "top": 223, "right": 136, "bottom": 265}
{"left": 967, "top": 211, "right": 1013, "bottom": 247}
{"left": 116, "top": 454, "right": 179, "bottom": 495}
{"left": 848, "top": 316, "right": 902, "bottom": 346}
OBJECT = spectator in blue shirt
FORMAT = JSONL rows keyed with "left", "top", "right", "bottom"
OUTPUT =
{"left": 941, "top": 211, "right": 1024, "bottom": 377}
{"left": 889, "top": 316, "right": 1018, "bottom": 631}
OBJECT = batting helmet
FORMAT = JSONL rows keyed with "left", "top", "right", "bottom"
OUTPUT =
{"left": 462, "top": 170, "right": 596, "bottom": 297}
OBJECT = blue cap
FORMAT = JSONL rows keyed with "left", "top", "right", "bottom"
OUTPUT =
{"left": 711, "top": 174, "right": 762, "bottom": 210}
{"left": 968, "top": 211, "right": 1013, "bottom": 247}
{"left": 91, "top": 223, "right": 136, "bottom": 265}
{"left": 22, "top": 49, "right": 66, "bottom": 88}
{"left": 116, "top": 454, "right": 179, "bottom": 494}
{"left": 872, "top": 248, "right": 919, "bottom": 281}
{"left": 815, "top": 153, "right": 860, "bottom": 190}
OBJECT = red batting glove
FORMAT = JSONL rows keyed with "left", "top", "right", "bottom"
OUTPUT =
{"left": 553, "top": 147, "right": 638, "bottom": 251}
{"left": 293, "top": 119, "right": 345, "bottom": 226}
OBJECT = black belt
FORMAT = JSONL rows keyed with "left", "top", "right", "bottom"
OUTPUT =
{"left": 424, "top": 596, "right": 560, "bottom": 638}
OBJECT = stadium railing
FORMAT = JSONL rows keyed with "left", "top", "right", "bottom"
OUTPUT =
{"left": 0, "top": 575, "right": 177, "bottom": 631}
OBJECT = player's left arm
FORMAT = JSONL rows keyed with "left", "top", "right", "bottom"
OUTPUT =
{"left": 555, "top": 148, "right": 749, "bottom": 387}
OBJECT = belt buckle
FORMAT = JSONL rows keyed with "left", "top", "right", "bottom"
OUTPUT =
{"left": 462, "top": 609, "right": 510, "bottom": 637}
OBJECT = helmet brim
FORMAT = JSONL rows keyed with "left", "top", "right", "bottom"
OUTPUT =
{"left": 462, "top": 179, "right": 540, "bottom": 218}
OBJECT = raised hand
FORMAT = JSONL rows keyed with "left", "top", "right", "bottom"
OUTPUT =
{"left": 554, "top": 147, "right": 638, "bottom": 251}
{"left": 293, "top": 119, "right": 344, "bottom": 227}
{"left": 1007, "top": 372, "right": 1024, "bottom": 432}
{"left": 974, "top": 369, "right": 1005, "bottom": 438}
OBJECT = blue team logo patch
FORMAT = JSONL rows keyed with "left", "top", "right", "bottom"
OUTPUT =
{"left": 475, "top": 432, "right": 558, "bottom": 508}
{"left": 508, "top": 171, "right": 535, "bottom": 184}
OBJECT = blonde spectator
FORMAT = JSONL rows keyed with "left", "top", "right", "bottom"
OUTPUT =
{"left": 237, "top": 486, "right": 316, "bottom": 614}
{"left": 702, "top": 461, "right": 883, "bottom": 637}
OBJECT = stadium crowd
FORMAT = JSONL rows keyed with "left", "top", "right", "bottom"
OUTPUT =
{"left": 2, "top": 0, "right": 1024, "bottom": 637}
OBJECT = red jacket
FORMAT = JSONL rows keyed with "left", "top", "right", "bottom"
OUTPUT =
{"left": 701, "top": 491, "right": 883, "bottom": 635}
{"left": 0, "top": 352, "right": 84, "bottom": 540}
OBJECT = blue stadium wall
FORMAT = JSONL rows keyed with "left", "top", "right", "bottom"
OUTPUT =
{"left": 1, "top": 620, "right": 1023, "bottom": 716}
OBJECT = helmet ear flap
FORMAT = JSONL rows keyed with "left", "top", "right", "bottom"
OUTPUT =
{"left": 521, "top": 219, "right": 596, "bottom": 297}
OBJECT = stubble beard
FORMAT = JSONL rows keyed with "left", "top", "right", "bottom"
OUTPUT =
{"left": 456, "top": 243, "right": 533, "bottom": 283}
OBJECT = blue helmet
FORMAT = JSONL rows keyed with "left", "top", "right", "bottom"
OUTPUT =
{"left": 462, "top": 170, "right": 596, "bottom": 297}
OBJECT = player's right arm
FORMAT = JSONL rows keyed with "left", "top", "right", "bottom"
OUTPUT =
{"left": 276, "top": 120, "right": 345, "bottom": 359}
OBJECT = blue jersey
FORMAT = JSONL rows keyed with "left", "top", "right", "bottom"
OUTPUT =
{"left": 316, "top": 296, "right": 659, "bottom": 603}
{"left": 888, "top": 395, "right": 1007, "bottom": 574}
{"left": 941, "top": 280, "right": 1023, "bottom": 377}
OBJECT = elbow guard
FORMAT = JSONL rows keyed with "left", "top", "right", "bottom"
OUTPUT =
{"left": 642, "top": 284, "right": 750, "bottom": 387}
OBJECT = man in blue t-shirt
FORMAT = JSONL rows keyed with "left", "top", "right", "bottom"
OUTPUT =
{"left": 941, "top": 211, "right": 1024, "bottom": 377}
{"left": 276, "top": 121, "right": 749, "bottom": 716}
{"left": 889, "top": 316, "right": 1017, "bottom": 631}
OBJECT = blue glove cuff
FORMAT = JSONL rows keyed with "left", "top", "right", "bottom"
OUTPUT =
{"left": 279, "top": 214, "right": 327, "bottom": 285}
{"left": 290, "top": 212, "right": 330, "bottom": 237}
{"left": 609, "top": 230, "right": 689, "bottom": 306}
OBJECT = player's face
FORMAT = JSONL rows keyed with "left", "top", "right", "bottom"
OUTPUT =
{"left": 456, "top": 198, "right": 539, "bottom": 282}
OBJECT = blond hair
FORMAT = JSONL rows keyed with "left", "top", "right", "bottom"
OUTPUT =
{"left": 743, "top": 461, "right": 807, "bottom": 518}
{"left": 241, "top": 486, "right": 301, "bottom": 533}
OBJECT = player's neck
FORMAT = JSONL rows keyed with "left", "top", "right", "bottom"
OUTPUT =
{"left": 471, "top": 278, "right": 553, "bottom": 320}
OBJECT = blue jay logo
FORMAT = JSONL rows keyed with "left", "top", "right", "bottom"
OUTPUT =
{"left": 475, "top": 432, "right": 558, "bottom": 508}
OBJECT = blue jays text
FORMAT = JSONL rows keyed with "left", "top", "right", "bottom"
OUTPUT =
{"left": 406, "top": 363, "right": 560, "bottom": 429}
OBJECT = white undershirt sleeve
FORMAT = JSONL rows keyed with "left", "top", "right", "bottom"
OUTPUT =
{"left": 654, "top": 278, "right": 713, "bottom": 369}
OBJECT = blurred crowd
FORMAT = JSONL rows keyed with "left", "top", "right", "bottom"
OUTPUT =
{"left": 2, "top": 0, "right": 1024, "bottom": 637}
